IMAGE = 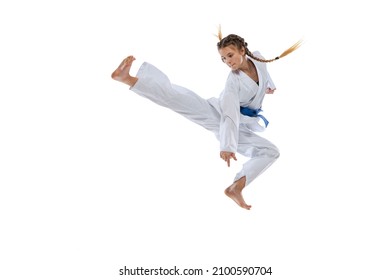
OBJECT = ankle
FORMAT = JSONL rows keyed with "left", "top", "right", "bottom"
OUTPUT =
{"left": 126, "top": 77, "right": 138, "bottom": 87}
{"left": 117, "top": 76, "right": 137, "bottom": 87}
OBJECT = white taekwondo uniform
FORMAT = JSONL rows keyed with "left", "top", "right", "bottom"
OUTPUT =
{"left": 130, "top": 51, "right": 280, "bottom": 186}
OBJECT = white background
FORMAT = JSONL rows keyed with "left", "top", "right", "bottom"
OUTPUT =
{"left": 1, "top": 0, "right": 389, "bottom": 279}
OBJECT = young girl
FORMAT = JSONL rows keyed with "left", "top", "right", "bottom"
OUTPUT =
{"left": 111, "top": 33, "right": 301, "bottom": 210}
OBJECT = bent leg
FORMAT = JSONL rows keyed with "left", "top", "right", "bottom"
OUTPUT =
{"left": 235, "top": 127, "right": 280, "bottom": 186}
{"left": 224, "top": 127, "right": 279, "bottom": 210}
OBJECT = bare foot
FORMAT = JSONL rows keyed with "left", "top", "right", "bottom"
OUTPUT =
{"left": 224, "top": 177, "right": 252, "bottom": 210}
{"left": 111, "top": 55, "right": 138, "bottom": 86}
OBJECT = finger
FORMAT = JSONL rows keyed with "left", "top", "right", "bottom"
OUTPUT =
{"left": 232, "top": 153, "right": 237, "bottom": 161}
{"left": 227, "top": 157, "right": 230, "bottom": 167}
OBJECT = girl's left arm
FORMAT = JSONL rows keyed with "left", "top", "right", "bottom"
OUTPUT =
{"left": 265, "top": 70, "right": 276, "bottom": 94}
{"left": 253, "top": 51, "right": 276, "bottom": 94}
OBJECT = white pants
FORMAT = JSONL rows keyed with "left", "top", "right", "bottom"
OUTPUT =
{"left": 131, "top": 62, "right": 280, "bottom": 186}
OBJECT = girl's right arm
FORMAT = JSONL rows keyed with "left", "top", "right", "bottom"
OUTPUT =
{"left": 218, "top": 74, "right": 241, "bottom": 155}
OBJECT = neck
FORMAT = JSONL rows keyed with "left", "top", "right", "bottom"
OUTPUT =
{"left": 242, "top": 58, "right": 258, "bottom": 83}
{"left": 242, "top": 58, "right": 255, "bottom": 73}
{"left": 240, "top": 57, "right": 251, "bottom": 72}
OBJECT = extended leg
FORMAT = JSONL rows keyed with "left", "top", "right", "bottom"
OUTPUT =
{"left": 129, "top": 62, "right": 221, "bottom": 133}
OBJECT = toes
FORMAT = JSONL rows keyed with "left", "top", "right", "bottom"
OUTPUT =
{"left": 241, "top": 203, "right": 251, "bottom": 210}
{"left": 120, "top": 56, "right": 135, "bottom": 68}
{"left": 125, "top": 56, "right": 135, "bottom": 63}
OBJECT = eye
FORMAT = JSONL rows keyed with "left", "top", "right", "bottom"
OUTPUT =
{"left": 221, "top": 57, "right": 226, "bottom": 63}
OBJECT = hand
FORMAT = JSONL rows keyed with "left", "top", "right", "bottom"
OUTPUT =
{"left": 266, "top": 87, "right": 276, "bottom": 94}
{"left": 220, "top": 151, "right": 237, "bottom": 167}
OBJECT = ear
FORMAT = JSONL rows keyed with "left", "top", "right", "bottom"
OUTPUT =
{"left": 240, "top": 46, "right": 246, "bottom": 55}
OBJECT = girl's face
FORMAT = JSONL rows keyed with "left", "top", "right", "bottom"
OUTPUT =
{"left": 219, "top": 45, "right": 246, "bottom": 71}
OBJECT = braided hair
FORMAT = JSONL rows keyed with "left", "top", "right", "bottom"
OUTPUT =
{"left": 216, "top": 31, "right": 302, "bottom": 63}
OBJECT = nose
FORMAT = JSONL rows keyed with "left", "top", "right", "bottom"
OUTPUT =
{"left": 226, "top": 58, "right": 232, "bottom": 66}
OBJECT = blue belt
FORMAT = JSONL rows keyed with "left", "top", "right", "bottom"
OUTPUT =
{"left": 240, "top": 106, "right": 269, "bottom": 127}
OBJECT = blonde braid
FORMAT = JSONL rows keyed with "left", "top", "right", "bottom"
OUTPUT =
{"left": 217, "top": 30, "right": 302, "bottom": 63}
{"left": 214, "top": 24, "right": 223, "bottom": 42}
{"left": 246, "top": 50, "right": 278, "bottom": 63}
{"left": 247, "top": 40, "right": 303, "bottom": 63}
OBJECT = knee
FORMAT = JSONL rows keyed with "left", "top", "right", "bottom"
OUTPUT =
{"left": 275, "top": 149, "right": 280, "bottom": 159}
{"left": 269, "top": 146, "right": 280, "bottom": 159}
{"left": 247, "top": 146, "right": 280, "bottom": 159}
